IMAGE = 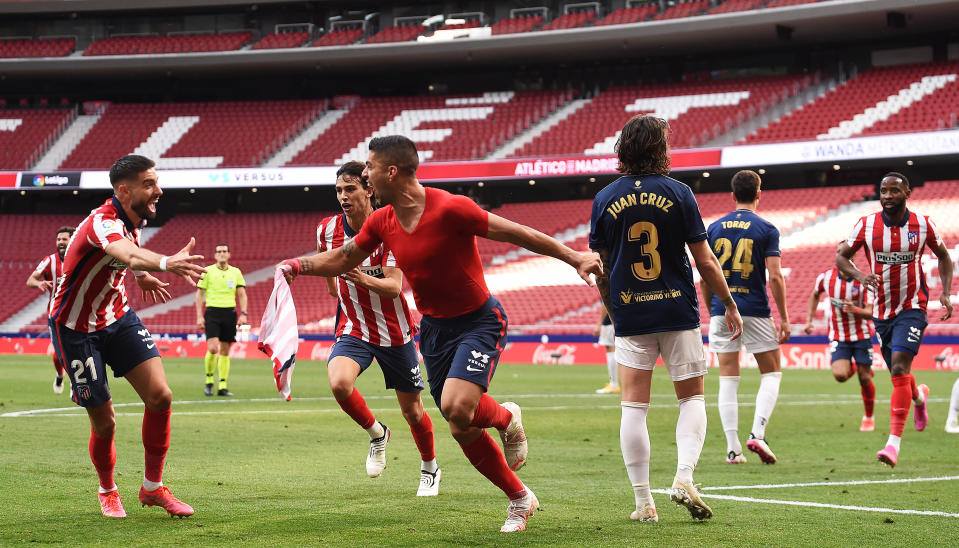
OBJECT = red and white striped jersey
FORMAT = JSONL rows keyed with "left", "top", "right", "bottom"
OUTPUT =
{"left": 846, "top": 209, "right": 943, "bottom": 320}
{"left": 33, "top": 252, "right": 63, "bottom": 313}
{"left": 317, "top": 213, "right": 416, "bottom": 346}
{"left": 50, "top": 198, "right": 142, "bottom": 333}
{"left": 814, "top": 267, "right": 874, "bottom": 342}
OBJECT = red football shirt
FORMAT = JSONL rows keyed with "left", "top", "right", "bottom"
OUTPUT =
{"left": 354, "top": 187, "right": 490, "bottom": 318}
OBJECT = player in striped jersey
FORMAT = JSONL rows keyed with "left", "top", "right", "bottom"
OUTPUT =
{"left": 49, "top": 155, "right": 206, "bottom": 518}
{"left": 26, "top": 225, "right": 74, "bottom": 394}
{"left": 317, "top": 161, "right": 439, "bottom": 496}
{"left": 804, "top": 265, "right": 877, "bottom": 431}
{"left": 837, "top": 172, "right": 954, "bottom": 466}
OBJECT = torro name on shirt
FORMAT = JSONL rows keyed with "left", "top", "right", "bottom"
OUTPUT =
{"left": 606, "top": 192, "right": 674, "bottom": 220}
{"left": 721, "top": 220, "right": 751, "bottom": 230}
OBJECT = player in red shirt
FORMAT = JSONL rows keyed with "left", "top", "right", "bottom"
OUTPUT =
{"left": 26, "top": 225, "right": 75, "bottom": 394}
{"left": 49, "top": 155, "right": 206, "bottom": 518}
{"left": 804, "top": 265, "right": 877, "bottom": 431}
{"left": 837, "top": 172, "right": 954, "bottom": 466}
{"left": 281, "top": 135, "right": 602, "bottom": 532}
{"left": 316, "top": 161, "right": 439, "bottom": 496}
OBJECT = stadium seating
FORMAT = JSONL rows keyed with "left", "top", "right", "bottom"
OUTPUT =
{"left": 287, "top": 90, "right": 573, "bottom": 165}
{"left": 59, "top": 100, "right": 325, "bottom": 170}
{"left": 490, "top": 14, "right": 544, "bottom": 35}
{"left": 313, "top": 28, "right": 364, "bottom": 47}
{"left": 653, "top": 0, "right": 710, "bottom": 20}
{"left": 252, "top": 30, "right": 310, "bottom": 50}
{"left": 512, "top": 74, "right": 812, "bottom": 157}
{"left": 707, "top": 0, "right": 765, "bottom": 15}
{"left": 744, "top": 61, "right": 959, "bottom": 143}
{"left": 0, "top": 37, "right": 75, "bottom": 58}
{"left": 366, "top": 23, "right": 425, "bottom": 44}
{"left": 83, "top": 31, "right": 252, "bottom": 56}
{"left": 594, "top": 5, "right": 659, "bottom": 26}
{"left": 765, "top": 0, "right": 823, "bottom": 7}
{"left": 541, "top": 10, "right": 597, "bottom": 31}
{"left": 0, "top": 108, "right": 75, "bottom": 170}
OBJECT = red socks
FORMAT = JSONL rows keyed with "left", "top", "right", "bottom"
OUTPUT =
{"left": 142, "top": 407, "right": 171, "bottom": 484}
{"left": 469, "top": 393, "right": 512, "bottom": 430}
{"left": 861, "top": 380, "right": 876, "bottom": 417}
{"left": 409, "top": 412, "right": 436, "bottom": 461}
{"left": 53, "top": 354, "right": 65, "bottom": 377}
{"left": 337, "top": 389, "right": 376, "bottom": 430}
{"left": 889, "top": 374, "right": 913, "bottom": 437}
{"left": 460, "top": 431, "right": 525, "bottom": 499}
{"left": 89, "top": 429, "right": 116, "bottom": 490}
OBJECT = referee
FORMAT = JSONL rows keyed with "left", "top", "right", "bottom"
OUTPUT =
{"left": 196, "top": 243, "right": 247, "bottom": 397}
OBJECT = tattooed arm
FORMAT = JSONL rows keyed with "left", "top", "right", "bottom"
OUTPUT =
{"left": 280, "top": 240, "right": 371, "bottom": 284}
{"left": 594, "top": 248, "right": 615, "bottom": 321}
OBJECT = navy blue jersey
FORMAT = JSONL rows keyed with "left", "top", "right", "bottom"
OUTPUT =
{"left": 706, "top": 209, "right": 780, "bottom": 317}
{"left": 590, "top": 174, "right": 707, "bottom": 336}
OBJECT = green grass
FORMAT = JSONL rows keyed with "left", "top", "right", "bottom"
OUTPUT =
{"left": 1, "top": 354, "right": 957, "bottom": 546}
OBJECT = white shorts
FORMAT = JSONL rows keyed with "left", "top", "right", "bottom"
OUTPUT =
{"left": 598, "top": 324, "right": 615, "bottom": 347}
{"left": 709, "top": 315, "right": 780, "bottom": 354}
{"left": 615, "top": 328, "right": 707, "bottom": 381}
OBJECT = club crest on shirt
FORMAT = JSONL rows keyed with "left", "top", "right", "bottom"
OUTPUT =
{"left": 908, "top": 231, "right": 919, "bottom": 246}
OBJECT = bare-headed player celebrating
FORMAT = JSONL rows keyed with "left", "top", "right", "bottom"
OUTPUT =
{"left": 27, "top": 225, "right": 75, "bottom": 394}
{"left": 280, "top": 135, "right": 602, "bottom": 532}
{"left": 317, "top": 160, "right": 440, "bottom": 496}
{"left": 49, "top": 155, "right": 206, "bottom": 518}
{"left": 837, "top": 172, "right": 953, "bottom": 466}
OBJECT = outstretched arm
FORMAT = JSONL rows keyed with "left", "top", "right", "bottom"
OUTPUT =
{"left": 104, "top": 237, "right": 205, "bottom": 285}
{"left": 281, "top": 240, "right": 371, "bottom": 284}
{"left": 486, "top": 213, "right": 602, "bottom": 285}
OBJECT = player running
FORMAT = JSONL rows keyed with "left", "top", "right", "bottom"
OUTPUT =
{"left": 196, "top": 243, "right": 248, "bottom": 397}
{"left": 837, "top": 172, "right": 954, "bottom": 466}
{"left": 49, "top": 154, "right": 205, "bottom": 518}
{"left": 280, "top": 135, "right": 601, "bottom": 532}
{"left": 592, "top": 114, "right": 742, "bottom": 523}
{"left": 317, "top": 161, "right": 440, "bottom": 496}
{"left": 703, "top": 169, "right": 790, "bottom": 465}
{"left": 804, "top": 265, "right": 877, "bottom": 431}
{"left": 26, "top": 225, "right": 75, "bottom": 394}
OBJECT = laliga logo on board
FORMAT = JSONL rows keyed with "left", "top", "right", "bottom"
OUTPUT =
{"left": 32, "top": 174, "right": 71, "bottom": 186}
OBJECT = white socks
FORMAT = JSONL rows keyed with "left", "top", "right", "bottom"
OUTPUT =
{"left": 752, "top": 372, "right": 782, "bottom": 439}
{"left": 620, "top": 402, "right": 652, "bottom": 508}
{"left": 366, "top": 421, "right": 384, "bottom": 439}
{"left": 676, "top": 395, "right": 706, "bottom": 481}
{"left": 718, "top": 376, "right": 741, "bottom": 454}
{"left": 606, "top": 352, "right": 618, "bottom": 387}
{"left": 142, "top": 478, "right": 162, "bottom": 491}
{"left": 886, "top": 434, "right": 902, "bottom": 451}
{"left": 99, "top": 484, "right": 118, "bottom": 494}
{"left": 421, "top": 459, "right": 438, "bottom": 473}
{"left": 948, "top": 377, "right": 959, "bottom": 424}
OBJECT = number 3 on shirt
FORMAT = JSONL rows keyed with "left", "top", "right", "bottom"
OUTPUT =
{"left": 713, "top": 237, "right": 755, "bottom": 279}
{"left": 627, "top": 221, "right": 661, "bottom": 281}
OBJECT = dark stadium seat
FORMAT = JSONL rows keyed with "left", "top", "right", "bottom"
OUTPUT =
{"left": 252, "top": 30, "right": 310, "bottom": 50}
{"left": 313, "top": 28, "right": 364, "bottom": 47}
{"left": 366, "top": 23, "right": 425, "bottom": 44}
{"left": 594, "top": 5, "right": 659, "bottom": 25}
{"left": 0, "top": 108, "right": 75, "bottom": 170}
{"left": 490, "top": 14, "right": 544, "bottom": 35}
{"left": 0, "top": 37, "right": 75, "bottom": 58}
{"left": 83, "top": 32, "right": 253, "bottom": 56}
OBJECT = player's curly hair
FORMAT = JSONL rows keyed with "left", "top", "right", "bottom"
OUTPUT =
{"left": 615, "top": 114, "right": 671, "bottom": 176}
{"left": 336, "top": 161, "right": 367, "bottom": 188}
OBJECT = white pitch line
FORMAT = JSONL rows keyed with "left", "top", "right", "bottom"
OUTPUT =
{"left": 649, "top": 490, "right": 959, "bottom": 518}
{"left": 702, "top": 475, "right": 959, "bottom": 491}
{"left": 1, "top": 395, "right": 947, "bottom": 418}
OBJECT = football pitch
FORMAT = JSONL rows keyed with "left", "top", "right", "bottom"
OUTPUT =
{"left": 1, "top": 354, "right": 957, "bottom": 546}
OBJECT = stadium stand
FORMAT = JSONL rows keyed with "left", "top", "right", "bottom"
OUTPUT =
{"left": 653, "top": 0, "right": 710, "bottom": 20}
{"left": 58, "top": 100, "right": 326, "bottom": 170}
{"left": 707, "top": 0, "right": 765, "bottom": 14}
{"left": 252, "top": 30, "right": 310, "bottom": 50}
{"left": 365, "top": 21, "right": 426, "bottom": 44}
{"left": 0, "top": 37, "right": 75, "bottom": 58}
{"left": 287, "top": 90, "right": 573, "bottom": 165}
{"left": 743, "top": 61, "right": 959, "bottom": 143}
{"left": 83, "top": 31, "right": 253, "bottom": 56}
{"left": 511, "top": 74, "right": 812, "bottom": 157}
{"left": 594, "top": 4, "right": 659, "bottom": 25}
{"left": 0, "top": 108, "right": 75, "bottom": 170}
{"left": 541, "top": 9, "right": 597, "bottom": 31}
{"left": 490, "top": 14, "right": 544, "bottom": 35}
{"left": 313, "top": 27, "right": 364, "bottom": 47}
{"left": 765, "top": 0, "right": 824, "bottom": 7}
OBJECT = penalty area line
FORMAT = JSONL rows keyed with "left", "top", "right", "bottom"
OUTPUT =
{"left": 651, "top": 489, "right": 959, "bottom": 518}
{"left": 702, "top": 475, "right": 959, "bottom": 491}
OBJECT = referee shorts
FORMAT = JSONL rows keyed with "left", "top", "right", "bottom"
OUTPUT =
{"left": 205, "top": 307, "right": 237, "bottom": 343}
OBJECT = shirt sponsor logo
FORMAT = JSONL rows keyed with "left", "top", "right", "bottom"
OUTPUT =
{"left": 875, "top": 251, "right": 915, "bottom": 265}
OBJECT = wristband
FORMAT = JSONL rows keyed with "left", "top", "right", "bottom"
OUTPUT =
{"left": 240, "top": 311, "right": 248, "bottom": 315}
{"left": 282, "top": 258, "right": 302, "bottom": 276}
{"left": 159, "top": 256, "right": 169, "bottom": 272}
